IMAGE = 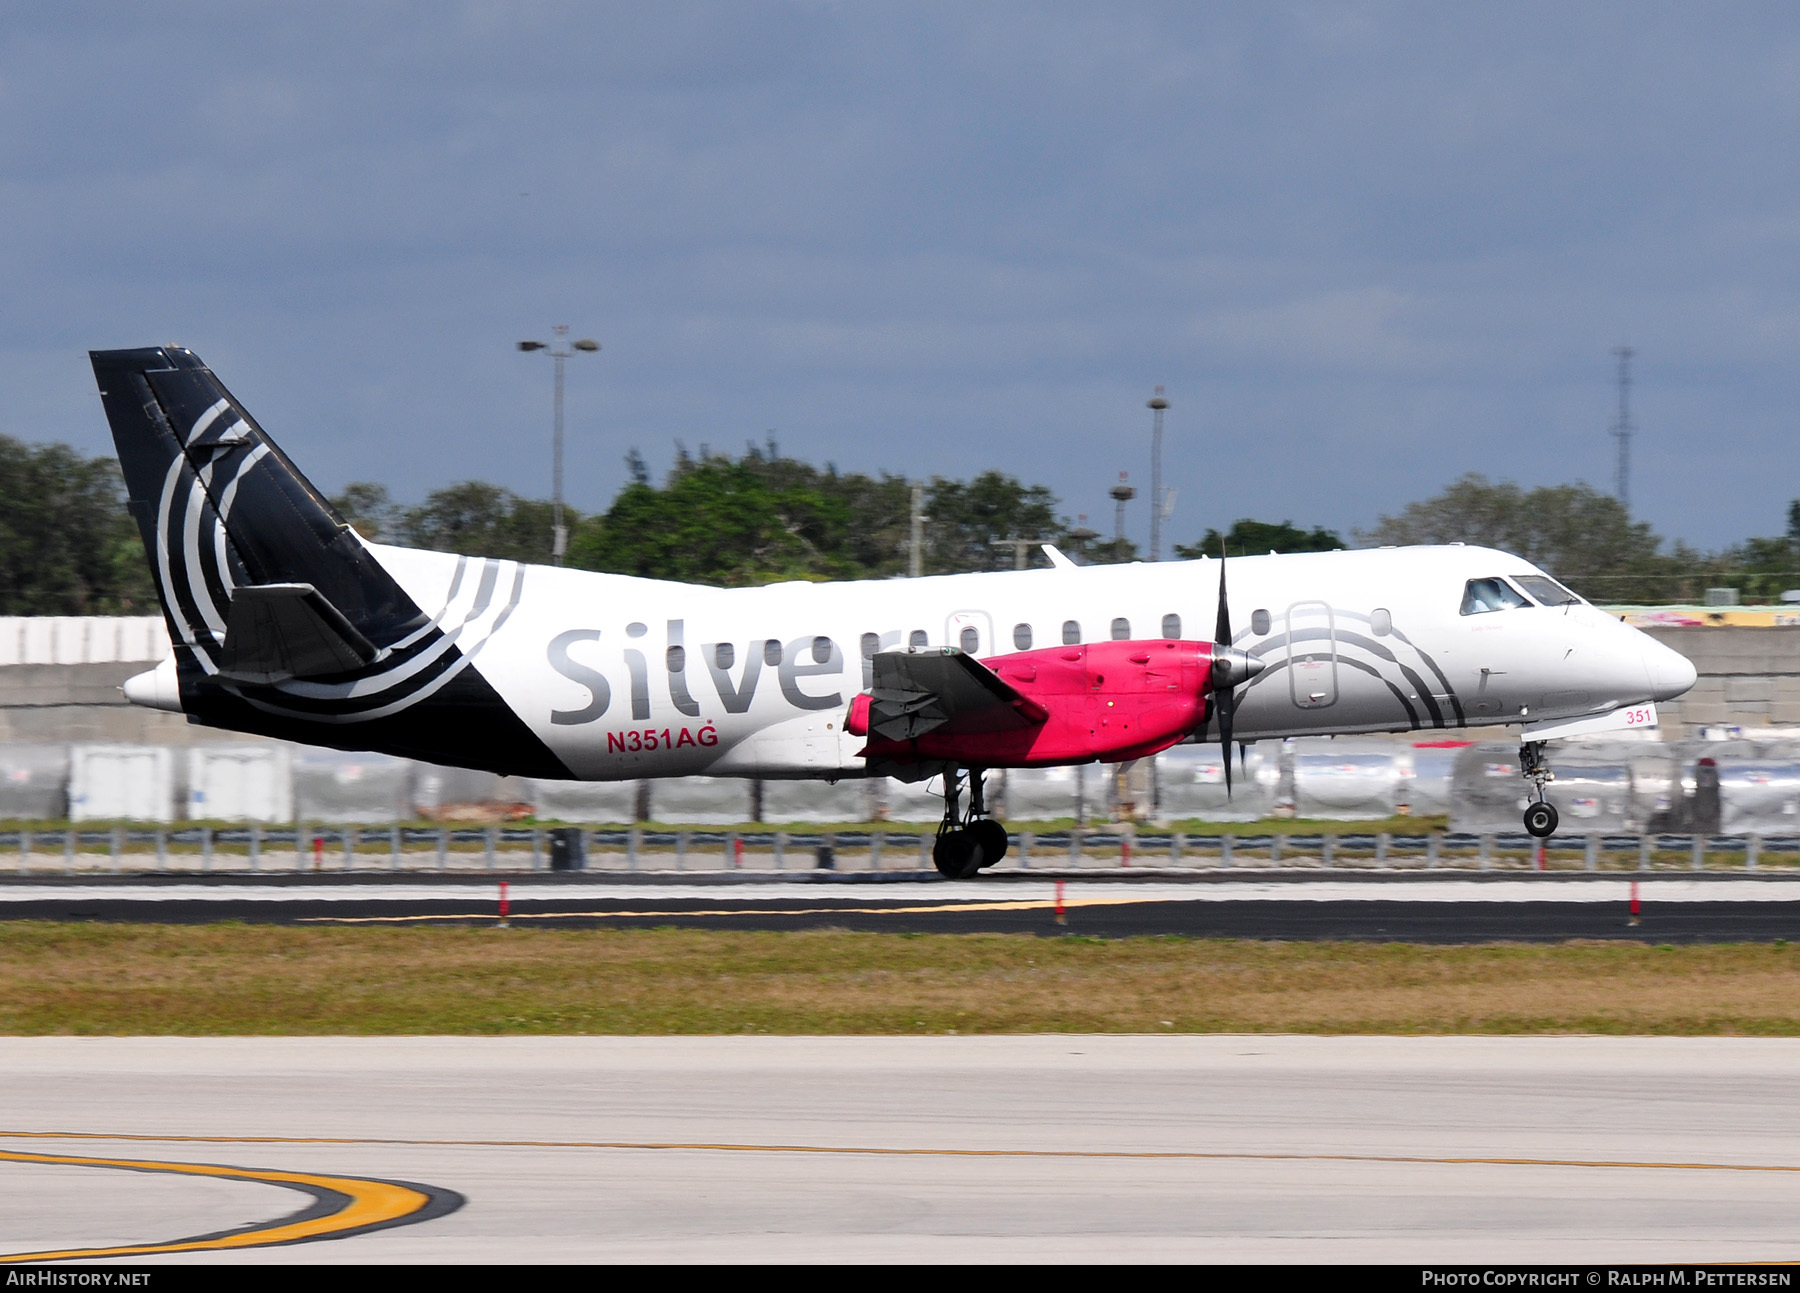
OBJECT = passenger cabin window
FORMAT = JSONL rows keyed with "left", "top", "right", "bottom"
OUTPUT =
{"left": 1161, "top": 613, "right": 1181, "bottom": 638}
{"left": 960, "top": 626, "right": 979, "bottom": 653}
{"left": 1062, "top": 620, "right": 1081, "bottom": 645}
{"left": 1013, "top": 623, "right": 1033, "bottom": 650}
{"left": 811, "top": 636, "right": 832, "bottom": 664}
{"left": 1110, "top": 617, "right": 1130, "bottom": 640}
{"left": 909, "top": 629, "right": 928, "bottom": 649}
{"left": 1370, "top": 608, "right": 1392, "bottom": 636}
{"left": 1460, "top": 578, "right": 1530, "bottom": 616}
{"left": 763, "top": 639, "right": 782, "bottom": 665}
{"left": 1251, "top": 608, "right": 1270, "bottom": 635}
{"left": 666, "top": 645, "right": 686, "bottom": 671}
{"left": 714, "top": 643, "right": 734, "bottom": 669}
{"left": 859, "top": 632, "right": 880, "bottom": 688}
{"left": 1514, "top": 575, "right": 1581, "bottom": 606}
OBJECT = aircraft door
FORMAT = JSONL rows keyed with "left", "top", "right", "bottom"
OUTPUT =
{"left": 945, "top": 610, "right": 994, "bottom": 656}
{"left": 1286, "top": 601, "right": 1338, "bottom": 709}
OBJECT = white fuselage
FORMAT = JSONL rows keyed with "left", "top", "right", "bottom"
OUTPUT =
{"left": 361, "top": 542, "right": 1698, "bottom": 782}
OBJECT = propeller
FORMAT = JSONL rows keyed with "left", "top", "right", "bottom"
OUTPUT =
{"left": 1208, "top": 536, "right": 1266, "bottom": 798}
{"left": 1213, "top": 537, "right": 1236, "bottom": 796}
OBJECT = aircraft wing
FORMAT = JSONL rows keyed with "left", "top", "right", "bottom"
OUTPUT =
{"left": 866, "top": 648, "right": 1049, "bottom": 741}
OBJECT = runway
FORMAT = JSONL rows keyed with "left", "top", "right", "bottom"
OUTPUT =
{"left": 4, "top": 874, "right": 1800, "bottom": 941}
{"left": 6, "top": 1035, "right": 1800, "bottom": 1263}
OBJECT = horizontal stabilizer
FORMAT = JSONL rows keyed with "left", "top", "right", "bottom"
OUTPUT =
{"left": 216, "top": 583, "right": 376, "bottom": 685}
{"left": 867, "top": 648, "right": 1048, "bottom": 742}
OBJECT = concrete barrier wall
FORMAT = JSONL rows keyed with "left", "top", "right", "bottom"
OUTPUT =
{"left": 0, "top": 617, "right": 167, "bottom": 666}
{"left": 1641, "top": 627, "right": 1800, "bottom": 730}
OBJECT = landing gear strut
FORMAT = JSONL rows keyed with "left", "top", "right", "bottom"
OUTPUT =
{"left": 932, "top": 766, "right": 1010, "bottom": 879}
{"left": 1520, "top": 740, "right": 1559, "bottom": 838}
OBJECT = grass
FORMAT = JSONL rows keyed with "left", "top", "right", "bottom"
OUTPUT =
{"left": 7, "top": 924, "right": 1800, "bottom": 1035}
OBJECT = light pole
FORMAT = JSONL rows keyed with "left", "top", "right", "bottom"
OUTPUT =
{"left": 1147, "top": 389, "right": 1168, "bottom": 561}
{"left": 518, "top": 326, "right": 600, "bottom": 565}
{"left": 1110, "top": 472, "right": 1136, "bottom": 551}
{"left": 908, "top": 481, "right": 926, "bottom": 578}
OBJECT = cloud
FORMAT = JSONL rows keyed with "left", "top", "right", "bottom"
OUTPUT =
{"left": 4, "top": 3, "right": 1800, "bottom": 549}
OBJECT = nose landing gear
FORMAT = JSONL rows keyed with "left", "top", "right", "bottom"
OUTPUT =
{"left": 932, "top": 766, "right": 1011, "bottom": 879}
{"left": 1520, "top": 740, "right": 1559, "bottom": 838}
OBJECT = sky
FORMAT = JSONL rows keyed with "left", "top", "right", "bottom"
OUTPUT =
{"left": 2, "top": 2, "right": 1798, "bottom": 553}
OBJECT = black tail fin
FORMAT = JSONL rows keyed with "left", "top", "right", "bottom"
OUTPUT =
{"left": 91, "top": 346, "right": 424, "bottom": 666}
{"left": 90, "top": 346, "right": 569, "bottom": 777}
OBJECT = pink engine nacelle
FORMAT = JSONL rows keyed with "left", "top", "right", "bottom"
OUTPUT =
{"left": 847, "top": 638, "right": 1218, "bottom": 767}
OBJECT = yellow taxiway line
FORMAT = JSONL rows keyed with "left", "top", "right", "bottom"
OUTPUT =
{"left": 5, "top": 1129, "right": 1795, "bottom": 1262}
{"left": 2, "top": 1128, "right": 1796, "bottom": 1177}
{"left": 0, "top": 1147, "right": 457, "bottom": 1264}
{"left": 296, "top": 896, "right": 1132, "bottom": 924}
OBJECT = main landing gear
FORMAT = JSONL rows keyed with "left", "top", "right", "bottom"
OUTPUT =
{"left": 933, "top": 766, "right": 1010, "bottom": 880}
{"left": 1520, "top": 740, "right": 1559, "bottom": 838}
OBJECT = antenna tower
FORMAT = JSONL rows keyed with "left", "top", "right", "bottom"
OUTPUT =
{"left": 1610, "top": 346, "right": 1634, "bottom": 510}
{"left": 1147, "top": 387, "right": 1168, "bottom": 561}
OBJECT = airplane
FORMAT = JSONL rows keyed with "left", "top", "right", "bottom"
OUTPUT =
{"left": 91, "top": 346, "right": 1699, "bottom": 876}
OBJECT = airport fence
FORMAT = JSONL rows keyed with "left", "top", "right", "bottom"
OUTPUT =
{"left": 7, "top": 825, "right": 1800, "bottom": 875}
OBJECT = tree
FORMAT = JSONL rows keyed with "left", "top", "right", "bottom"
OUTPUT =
{"left": 1084, "top": 536, "right": 1140, "bottom": 565}
{"left": 568, "top": 450, "right": 868, "bottom": 585}
{"left": 0, "top": 437, "right": 156, "bottom": 615}
{"left": 920, "top": 470, "right": 1067, "bottom": 574}
{"left": 1174, "top": 519, "right": 1344, "bottom": 559}
{"left": 1356, "top": 474, "right": 1670, "bottom": 599}
{"left": 567, "top": 446, "right": 1074, "bottom": 585}
{"left": 393, "top": 482, "right": 571, "bottom": 564}
{"left": 1704, "top": 498, "right": 1800, "bottom": 602}
{"left": 329, "top": 482, "right": 396, "bottom": 541}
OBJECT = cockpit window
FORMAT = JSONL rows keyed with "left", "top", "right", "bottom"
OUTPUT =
{"left": 1460, "top": 577, "right": 1530, "bottom": 616}
{"left": 1513, "top": 574, "right": 1582, "bottom": 606}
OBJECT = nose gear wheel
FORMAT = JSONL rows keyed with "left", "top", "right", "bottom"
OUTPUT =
{"left": 1519, "top": 740, "right": 1559, "bottom": 838}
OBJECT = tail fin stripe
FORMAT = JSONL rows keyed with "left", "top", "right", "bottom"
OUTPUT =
{"left": 234, "top": 565, "right": 530, "bottom": 725}
{"left": 231, "top": 645, "right": 465, "bottom": 714}
{"left": 252, "top": 558, "right": 494, "bottom": 701}
{"left": 481, "top": 564, "right": 528, "bottom": 644}
{"left": 240, "top": 649, "right": 476, "bottom": 725}
{"left": 382, "top": 555, "right": 469, "bottom": 655}
{"left": 217, "top": 445, "right": 272, "bottom": 517}
{"left": 183, "top": 444, "right": 274, "bottom": 649}
{"left": 272, "top": 619, "right": 457, "bottom": 700}
{"left": 212, "top": 507, "right": 235, "bottom": 599}
{"left": 180, "top": 465, "right": 229, "bottom": 642}
{"left": 212, "top": 445, "right": 274, "bottom": 595}
{"left": 268, "top": 558, "right": 515, "bottom": 702}
{"left": 186, "top": 398, "right": 230, "bottom": 444}
{"left": 152, "top": 452, "right": 209, "bottom": 662}
{"left": 463, "top": 559, "right": 502, "bottom": 624}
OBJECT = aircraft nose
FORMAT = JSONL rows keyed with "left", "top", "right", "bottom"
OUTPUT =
{"left": 1641, "top": 635, "right": 1698, "bottom": 702}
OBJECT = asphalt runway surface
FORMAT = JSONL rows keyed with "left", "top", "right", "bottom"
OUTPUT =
{"left": 5, "top": 874, "right": 1800, "bottom": 941}
{"left": 5, "top": 1035, "right": 1800, "bottom": 1263}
